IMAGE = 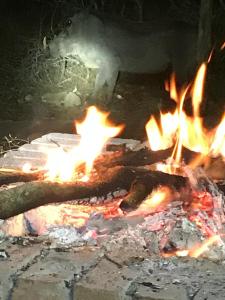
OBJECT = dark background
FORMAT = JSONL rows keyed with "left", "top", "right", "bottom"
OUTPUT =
{"left": 0, "top": 0, "right": 224, "bottom": 140}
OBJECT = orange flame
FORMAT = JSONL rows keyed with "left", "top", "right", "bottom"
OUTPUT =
{"left": 146, "top": 62, "right": 225, "bottom": 166}
{"left": 140, "top": 186, "right": 172, "bottom": 210}
{"left": 44, "top": 106, "right": 123, "bottom": 182}
{"left": 76, "top": 106, "right": 124, "bottom": 174}
{"left": 210, "top": 113, "right": 225, "bottom": 158}
{"left": 189, "top": 235, "right": 222, "bottom": 258}
{"left": 164, "top": 235, "right": 222, "bottom": 258}
{"left": 221, "top": 42, "right": 225, "bottom": 50}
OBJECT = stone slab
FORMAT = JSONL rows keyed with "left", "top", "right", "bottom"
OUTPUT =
{"left": 11, "top": 248, "right": 100, "bottom": 300}
{"left": 0, "top": 242, "right": 44, "bottom": 300}
{"left": 0, "top": 133, "right": 141, "bottom": 170}
{"left": 74, "top": 258, "right": 137, "bottom": 300}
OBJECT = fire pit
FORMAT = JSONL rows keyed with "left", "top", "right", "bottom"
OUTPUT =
{"left": 0, "top": 62, "right": 225, "bottom": 299}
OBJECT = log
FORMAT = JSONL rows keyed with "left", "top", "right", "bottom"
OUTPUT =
{"left": 95, "top": 146, "right": 198, "bottom": 169}
{"left": 0, "top": 170, "right": 44, "bottom": 186}
{"left": 0, "top": 166, "right": 187, "bottom": 219}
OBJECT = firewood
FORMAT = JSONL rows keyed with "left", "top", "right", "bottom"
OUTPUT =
{"left": 0, "top": 166, "right": 187, "bottom": 220}
{"left": 95, "top": 146, "right": 197, "bottom": 169}
{"left": 119, "top": 180, "right": 149, "bottom": 211}
{"left": 0, "top": 170, "right": 44, "bottom": 186}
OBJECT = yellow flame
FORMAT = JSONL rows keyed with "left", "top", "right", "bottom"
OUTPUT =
{"left": 210, "top": 113, "right": 225, "bottom": 158}
{"left": 146, "top": 62, "right": 225, "bottom": 166}
{"left": 163, "top": 235, "right": 222, "bottom": 258}
{"left": 146, "top": 111, "right": 179, "bottom": 151}
{"left": 189, "top": 235, "right": 222, "bottom": 258}
{"left": 76, "top": 106, "right": 123, "bottom": 174}
{"left": 44, "top": 106, "right": 123, "bottom": 182}
{"left": 22, "top": 162, "right": 32, "bottom": 173}
{"left": 139, "top": 186, "right": 172, "bottom": 211}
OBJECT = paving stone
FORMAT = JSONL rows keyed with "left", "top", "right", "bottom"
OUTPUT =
{"left": 11, "top": 248, "right": 100, "bottom": 300}
{"left": 74, "top": 258, "right": 138, "bottom": 300}
{"left": 193, "top": 281, "right": 225, "bottom": 300}
{"left": 133, "top": 283, "right": 189, "bottom": 300}
{"left": 0, "top": 242, "right": 44, "bottom": 300}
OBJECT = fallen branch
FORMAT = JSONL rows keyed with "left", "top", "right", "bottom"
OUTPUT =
{"left": 0, "top": 166, "right": 187, "bottom": 219}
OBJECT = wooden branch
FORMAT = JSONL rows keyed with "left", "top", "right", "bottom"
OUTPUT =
{"left": 0, "top": 166, "right": 187, "bottom": 220}
{"left": 95, "top": 146, "right": 197, "bottom": 169}
{"left": 0, "top": 170, "right": 44, "bottom": 186}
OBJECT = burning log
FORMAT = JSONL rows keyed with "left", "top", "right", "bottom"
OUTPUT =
{"left": 0, "top": 166, "right": 187, "bottom": 220}
{"left": 95, "top": 147, "right": 173, "bottom": 168}
{"left": 95, "top": 146, "right": 198, "bottom": 169}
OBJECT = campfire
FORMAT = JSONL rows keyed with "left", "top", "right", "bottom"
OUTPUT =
{"left": 0, "top": 60, "right": 225, "bottom": 260}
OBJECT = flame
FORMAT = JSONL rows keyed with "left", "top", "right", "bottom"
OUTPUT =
{"left": 136, "top": 186, "right": 173, "bottom": 215}
{"left": 22, "top": 162, "right": 32, "bottom": 173}
{"left": 210, "top": 113, "right": 225, "bottom": 158}
{"left": 146, "top": 111, "right": 179, "bottom": 151}
{"left": 143, "top": 186, "right": 172, "bottom": 208}
{"left": 163, "top": 235, "right": 222, "bottom": 258}
{"left": 44, "top": 106, "right": 123, "bottom": 182}
{"left": 221, "top": 42, "right": 225, "bottom": 50}
{"left": 146, "top": 62, "right": 225, "bottom": 166}
{"left": 76, "top": 106, "right": 123, "bottom": 174}
{"left": 189, "top": 235, "right": 222, "bottom": 258}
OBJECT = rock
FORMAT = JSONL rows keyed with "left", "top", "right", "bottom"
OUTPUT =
{"left": 64, "top": 92, "right": 81, "bottom": 107}
{"left": 41, "top": 92, "right": 81, "bottom": 108}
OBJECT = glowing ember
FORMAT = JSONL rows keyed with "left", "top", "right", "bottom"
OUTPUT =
{"left": 44, "top": 106, "right": 123, "bottom": 182}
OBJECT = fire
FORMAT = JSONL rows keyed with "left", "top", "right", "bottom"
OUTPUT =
{"left": 221, "top": 42, "right": 225, "bottom": 50}
{"left": 140, "top": 186, "right": 172, "bottom": 210}
{"left": 76, "top": 106, "right": 123, "bottom": 174}
{"left": 177, "top": 235, "right": 222, "bottom": 258}
{"left": 146, "top": 62, "right": 225, "bottom": 165}
{"left": 44, "top": 106, "right": 123, "bottom": 182}
{"left": 163, "top": 235, "right": 222, "bottom": 258}
{"left": 146, "top": 112, "right": 179, "bottom": 151}
{"left": 22, "top": 162, "right": 32, "bottom": 173}
{"left": 127, "top": 186, "right": 174, "bottom": 218}
{"left": 210, "top": 113, "right": 225, "bottom": 158}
